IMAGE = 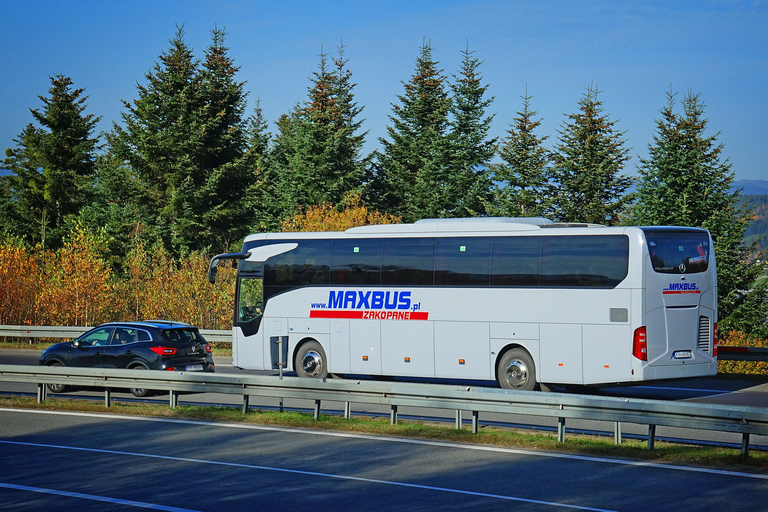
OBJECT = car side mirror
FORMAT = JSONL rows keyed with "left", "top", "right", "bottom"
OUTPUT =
{"left": 72, "top": 339, "right": 80, "bottom": 348}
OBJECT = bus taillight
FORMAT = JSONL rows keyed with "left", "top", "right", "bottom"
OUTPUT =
{"left": 632, "top": 327, "right": 648, "bottom": 361}
{"left": 713, "top": 323, "right": 718, "bottom": 357}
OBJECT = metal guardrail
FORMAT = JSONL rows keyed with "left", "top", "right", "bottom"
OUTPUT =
{"left": 2, "top": 325, "right": 766, "bottom": 362}
{"left": 0, "top": 364, "right": 766, "bottom": 456}
{"left": 0, "top": 325, "right": 232, "bottom": 344}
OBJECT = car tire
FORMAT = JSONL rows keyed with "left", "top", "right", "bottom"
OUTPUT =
{"left": 129, "top": 365, "right": 153, "bottom": 397}
{"left": 46, "top": 361, "right": 69, "bottom": 393}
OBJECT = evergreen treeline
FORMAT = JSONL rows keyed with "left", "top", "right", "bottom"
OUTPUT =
{"left": 1, "top": 27, "right": 765, "bottom": 336}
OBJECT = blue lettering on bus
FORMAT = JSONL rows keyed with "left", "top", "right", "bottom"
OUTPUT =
{"left": 664, "top": 283, "right": 698, "bottom": 291}
{"left": 326, "top": 290, "right": 412, "bottom": 310}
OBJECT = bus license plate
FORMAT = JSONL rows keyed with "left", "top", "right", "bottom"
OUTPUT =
{"left": 673, "top": 351, "right": 692, "bottom": 359}
{"left": 185, "top": 364, "right": 204, "bottom": 371}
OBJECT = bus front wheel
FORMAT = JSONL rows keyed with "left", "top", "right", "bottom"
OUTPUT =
{"left": 295, "top": 340, "right": 328, "bottom": 380}
{"left": 497, "top": 348, "right": 538, "bottom": 391}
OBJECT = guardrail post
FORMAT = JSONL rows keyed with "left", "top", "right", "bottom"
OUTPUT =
{"left": 170, "top": 390, "right": 179, "bottom": 409}
{"left": 242, "top": 394, "right": 250, "bottom": 414}
{"left": 472, "top": 411, "right": 479, "bottom": 434}
{"left": 37, "top": 383, "right": 46, "bottom": 403}
{"left": 314, "top": 399, "right": 321, "bottom": 420}
{"left": 344, "top": 402, "right": 351, "bottom": 420}
{"left": 455, "top": 410, "right": 462, "bottom": 429}
{"left": 390, "top": 405, "right": 398, "bottom": 425}
{"left": 647, "top": 425, "right": 656, "bottom": 450}
{"left": 614, "top": 422, "right": 622, "bottom": 445}
{"left": 105, "top": 388, "right": 111, "bottom": 408}
{"left": 557, "top": 417, "right": 566, "bottom": 442}
{"left": 741, "top": 433, "right": 751, "bottom": 457}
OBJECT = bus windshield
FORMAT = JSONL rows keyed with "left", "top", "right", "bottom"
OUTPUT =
{"left": 643, "top": 228, "right": 710, "bottom": 274}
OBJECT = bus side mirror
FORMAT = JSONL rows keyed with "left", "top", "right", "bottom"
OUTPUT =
{"left": 208, "top": 258, "right": 220, "bottom": 284}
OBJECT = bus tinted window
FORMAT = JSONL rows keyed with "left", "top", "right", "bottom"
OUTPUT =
{"left": 382, "top": 238, "right": 435, "bottom": 285}
{"left": 435, "top": 237, "right": 491, "bottom": 286}
{"left": 490, "top": 236, "right": 541, "bottom": 286}
{"left": 643, "top": 229, "right": 710, "bottom": 274}
{"left": 331, "top": 239, "right": 382, "bottom": 285}
{"left": 540, "top": 235, "right": 628, "bottom": 287}
{"left": 264, "top": 239, "right": 330, "bottom": 286}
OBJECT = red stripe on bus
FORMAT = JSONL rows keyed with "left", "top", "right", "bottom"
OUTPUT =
{"left": 309, "top": 310, "right": 363, "bottom": 319}
{"left": 309, "top": 310, "right": 429, "bottom": 320}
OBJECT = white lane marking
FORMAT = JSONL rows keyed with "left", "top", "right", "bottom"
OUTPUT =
{"left": 631, "top": 385, "right": 730, "bottom": 394}
{"left": 0, "top": 481, "right": 200, "bottom": 511}
{"left": 3, "top": 407, "right": 767, "bottom": 482}
{"left": 0, "top": 439, "right": 616, "bottom": 512}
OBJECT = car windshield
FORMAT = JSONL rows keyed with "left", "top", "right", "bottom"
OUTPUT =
{"left": 161, "top": 328, "right": 202, "bottom": 343}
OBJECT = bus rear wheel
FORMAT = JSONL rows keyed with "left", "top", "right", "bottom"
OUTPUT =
{"left": 497, "top": 348, "right": 538, "bottom": 391}
{"left": 295, "top": 340, "right": 328, "bottom": 380}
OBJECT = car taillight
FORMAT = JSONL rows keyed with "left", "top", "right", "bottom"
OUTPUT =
{"left": 164, "top": 367, "right": 177, "bottom": 371}
{"left": 150, "top": 346, "right": 177, "bottom": 356}
{"left": 632, "top": 327, "right": 648, "bottom": 361}
{"left": 713, "top": 323, "right": 718, "bottom": 357}
{"left": 205, "top": 344, "right": 212, "bottom": 353}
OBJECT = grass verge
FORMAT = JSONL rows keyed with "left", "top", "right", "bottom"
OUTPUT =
{"left": 2, "top": 394, "right": 766, "bottom": 473}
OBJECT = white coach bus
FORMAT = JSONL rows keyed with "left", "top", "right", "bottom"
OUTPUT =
{"left": 208, "top": 218, "right": 718, "bottom": 390}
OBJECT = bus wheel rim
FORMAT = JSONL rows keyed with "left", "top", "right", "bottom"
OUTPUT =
{"left": 302, "top": 350, "right": 323, "bottom": 377}
{"left": 505, "top": 359, "right": 528, "bottom": 387}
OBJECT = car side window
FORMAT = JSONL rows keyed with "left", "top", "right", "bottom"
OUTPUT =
{"left": 80, "top": 327, "right": 113, "bottom": 347}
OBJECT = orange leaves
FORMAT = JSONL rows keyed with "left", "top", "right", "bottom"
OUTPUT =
{"left": 1, "top": 225, "right": 235, "bottom": 330}
{"left": 0, "top": 239, "right": 42, "bottom": 326}
{"left": 718, "top": 330, "right": 768, "bottom": 376}
{"left": 281, "top": 192, "right": 400, "bottom": 233}
{"left": 34, "top": 222, "right": 114, "bottom": 327}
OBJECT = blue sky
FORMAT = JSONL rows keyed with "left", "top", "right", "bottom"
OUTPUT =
{"left": 2, "top": 0, "right": 766, "bottom": 181}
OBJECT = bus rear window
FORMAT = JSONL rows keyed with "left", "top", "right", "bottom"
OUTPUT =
{"left": 642, "top": 229, "right": 710, "bottom": 274}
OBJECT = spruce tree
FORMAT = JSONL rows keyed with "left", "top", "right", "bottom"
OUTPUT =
{"left": 446, "top": 43, "right": 495, "bottom": 217}
{"left": 550, "top": 85, "right": 633, "bottom": 225}
{"left": 487, "top": 90, "right": 551, "bottom": 218}
{"left": 3, "top": 75, "right": 100, "bottom": 249}
{"left": 269, "top": 43, "right": 367, "bottom": 217}
{"left": 107, "top": 25, "right": 253, "bottom": 254}
{"left": 629, "top": 90, "right": 766, "bottom": 335}
{"left": 372, "top": 41, "right": 451, "bottom": 222}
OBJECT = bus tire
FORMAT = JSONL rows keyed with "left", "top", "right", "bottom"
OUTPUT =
{"left": 295, "top": 340, "right": 328, "bottom": 380}
{"left": 497, "top": 348, "right": 538, "bottom": 391}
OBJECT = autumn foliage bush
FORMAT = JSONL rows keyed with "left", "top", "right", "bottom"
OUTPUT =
{"left": 1, "top": 195, "right": 397, "bottom": 331}
{"left": 0, "top": 224, "right": 235, "bottom": 330}
{"left": 717, "top": 330, "right": 768, "bottom": 376}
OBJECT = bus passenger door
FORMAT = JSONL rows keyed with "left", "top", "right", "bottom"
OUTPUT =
{"left": 539, "top": 324, "right": 583, "bottom": 385}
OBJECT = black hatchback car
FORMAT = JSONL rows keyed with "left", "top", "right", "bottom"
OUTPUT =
{"left": 39, "top": 321, "right": 215, "bottom": 396}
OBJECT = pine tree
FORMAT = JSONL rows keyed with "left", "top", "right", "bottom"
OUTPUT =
{"left": 446, "top": 43, "right": 496, "bottom": 217}
{"left": 371, "top": 41, "right": 452, "bottom": 222}
{"left": 269, "top": 43, "right": 367, "bottom": 216}
{"left": 629, "top": 90, "right": 765, "bottom": 335}
{"left": 487, "top": 90, "right": 551, "bottom": 217}
{"left": 107, "top": 25, "right": 253, "bottom": 254}
{"left": 3, "top": 75, "right": 100, "bottom": 249}
{"left": 550, "top": 85, "right": 633, "bottom": 225}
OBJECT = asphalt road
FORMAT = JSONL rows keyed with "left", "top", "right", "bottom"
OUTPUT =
{"left": 2, "top": 408, "right": 768, "bottom": 512}
{"left": 2, "top": 348, "right": 768, "bottom": 450}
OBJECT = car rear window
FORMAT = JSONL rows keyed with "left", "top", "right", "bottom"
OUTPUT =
{"left": 161, "top": 328, "right": 203, "bottom": 343}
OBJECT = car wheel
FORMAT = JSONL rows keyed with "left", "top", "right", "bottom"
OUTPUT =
{"left": 46, "top": 362, "right": 69, "bottom": 393}
{"left": 497, "top": 348, "right": 538, "bottom": 391}
{"left": 129, "top": 365, "right": 152, "bottom": 397}
{"left": 294, "top": 340, "right": 328, "bottom": 380}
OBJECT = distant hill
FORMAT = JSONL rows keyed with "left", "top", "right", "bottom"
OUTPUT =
{"left": 734, "top": 180, "right": 768, "bottom": 196}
